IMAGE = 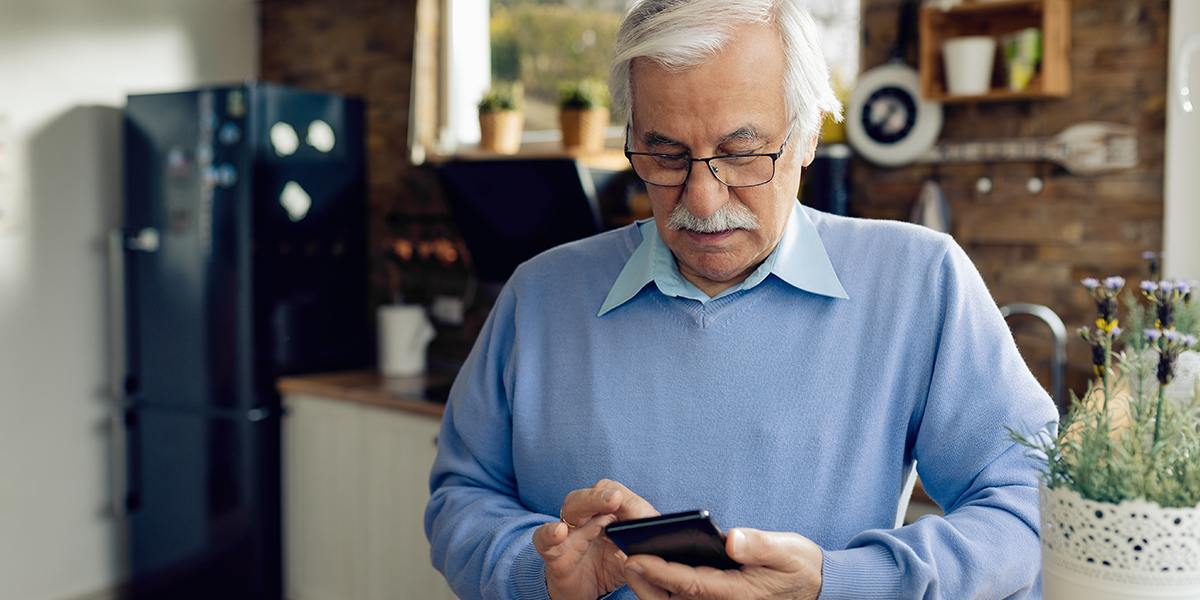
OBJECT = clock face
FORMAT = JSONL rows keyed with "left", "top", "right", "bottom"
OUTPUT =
{"left": 845, "top": 64, "right": 943, "bottom": 167}
{"left": 863, "top": 86, "right": 917, "bottom": 145}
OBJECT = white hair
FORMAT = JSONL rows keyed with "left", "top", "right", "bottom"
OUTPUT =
{"left": 609, "top": 0, "right": 842, "bottom": 146}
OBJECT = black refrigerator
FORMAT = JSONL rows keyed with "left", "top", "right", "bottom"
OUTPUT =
{"left": 117, "top": 81, "right": 370, "bottom": 600}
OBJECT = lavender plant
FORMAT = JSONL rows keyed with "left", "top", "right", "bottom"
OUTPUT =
{"left": 1078, "top": 277, "right": 1124, "bottom": 408}
{"left": 1141, "top": 279, "right": 1200, "bottom": 445}
{"left": 1010, "top": 272, "right": 1200, "bottom": 507}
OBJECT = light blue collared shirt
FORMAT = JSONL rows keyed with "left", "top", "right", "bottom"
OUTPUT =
{"left": 598, "top": 201, "right": 849, "bottom": 316}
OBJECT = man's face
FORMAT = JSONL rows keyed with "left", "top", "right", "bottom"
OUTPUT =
{"left": 629, "top": 23, "right": 817, "bottom": 296}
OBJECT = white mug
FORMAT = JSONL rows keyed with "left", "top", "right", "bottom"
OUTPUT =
{"left": 377, "top": 304, "right": 435, "bottom": 377}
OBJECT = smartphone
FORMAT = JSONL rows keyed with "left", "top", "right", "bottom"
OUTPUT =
{"left": 604, "top": 510, "right": 742, "bottom": 570}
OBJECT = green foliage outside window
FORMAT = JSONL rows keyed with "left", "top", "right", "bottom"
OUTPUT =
{"left": 490, "top": 0, "right": 622, "bottom": 129}
{"left": 487, "top": 0, "right": 860, "bottom": 131}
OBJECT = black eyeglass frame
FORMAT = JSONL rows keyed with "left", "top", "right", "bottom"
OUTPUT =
{"left": 623, "top": 126, "right": 795, "bottom": 189}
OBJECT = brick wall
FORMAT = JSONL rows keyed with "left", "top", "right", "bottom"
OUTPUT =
{"left": 260, "top": 0, "right": 423, "bottom": 298}
{"left": 260, "top": 0, "right": 491, "bottom": 364}
{"left": 857, "top": 0, "right": 1169, "bottom": 402}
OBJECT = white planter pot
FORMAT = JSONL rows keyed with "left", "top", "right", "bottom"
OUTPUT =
{"left": 1040, "top": 483, "right": 1200, "bottom": 599}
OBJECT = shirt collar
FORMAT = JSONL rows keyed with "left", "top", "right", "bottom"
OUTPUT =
{"left": 598, "top": 202, "right": 848, "bottom": 316}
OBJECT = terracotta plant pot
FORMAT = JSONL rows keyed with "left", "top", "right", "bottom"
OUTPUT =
{"left": 1039, "top": 483, "right": 1200, "bottom": 599}
{"left": 559, "top": 107, "right": 609, "bottom": 153}
{"left": 479, "top": 110, "right": 523, "bottom": 154}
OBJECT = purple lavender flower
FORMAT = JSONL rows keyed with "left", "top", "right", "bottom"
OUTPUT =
{"left": 1104, "top": 276, "right": 1125, "bottom": 290}
{"left": 1158, "top": 352, "right": 1176, "bottom": 386}
{"left": 1160, "top": 279, "right": 1174, "bottom": 290}
{"left": 1174, "top": 280, "right": 1191, "bottom": 293}
{"left": 1144, "top": 252, "right": 1163, "bottom": 280}
{"left": 1164, "top": 330, "right": 1182, "bottom": 342}
{"left": 1110, "top": 326, "right": 1122, "bottom": 337}
{"left": 1082, "top": 278, "right": 1100, "bottom": 290}
{"left": 1091, "top": 343, "right": 1107, "bottom": 375}
{"left": 1145, "top": 328, "right": 1163, "bottom": 340}
{"left": 1142, "top": 280, "right": 1158, "bottom": 293}
{"left": 1182, "top": 334, "right": 1198, "bottom": 347}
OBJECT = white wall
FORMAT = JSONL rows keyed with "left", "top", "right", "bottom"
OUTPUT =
{"left": 0, "top": 2, "right": 256, "bottom": 599}
{"left": 1165, "top": 2, "right": 1200, "bottom": 282}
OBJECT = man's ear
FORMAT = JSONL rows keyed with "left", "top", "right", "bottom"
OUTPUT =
{"left": 800, "top": 131, "right": 819, "bottom": 168}
{"left": 799, "top": 112, "right": 822, "bottom": 168}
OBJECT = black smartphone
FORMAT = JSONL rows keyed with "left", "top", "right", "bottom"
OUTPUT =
{"left": 604, "top": 510, "right": 742, "bottom": 570}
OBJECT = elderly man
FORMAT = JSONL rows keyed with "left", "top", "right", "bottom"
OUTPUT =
{"left": 425, "top": 0, "right": 1057, "bottom": 598}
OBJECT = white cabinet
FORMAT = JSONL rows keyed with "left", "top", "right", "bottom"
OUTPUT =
{"left": 283, "top": 392, "right": 457, "bottom": 600}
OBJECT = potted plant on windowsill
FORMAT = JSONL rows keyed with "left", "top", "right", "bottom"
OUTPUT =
{"left": 557, "top": 78, "right": 609, "bottom": 154}
{"left": 478, "top": 82, "right": 524, "bottom": 154}
{"left": 1011, "top": 258, "right": 1200, "bottom": 600}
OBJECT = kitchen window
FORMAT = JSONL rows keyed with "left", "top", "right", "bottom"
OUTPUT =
{"left": 409, "top": 0, "right": 859, "bottom": 161}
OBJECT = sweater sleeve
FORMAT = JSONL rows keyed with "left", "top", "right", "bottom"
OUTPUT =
{"left": 818, "top": 239, "right": 1058, "bottom": 600}
{"left": 424, "top": 283, "right": 555, "bottom": 600}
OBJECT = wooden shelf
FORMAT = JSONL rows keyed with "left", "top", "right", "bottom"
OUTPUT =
{"left": 919, "top": 0, "right": 1071, "bottom": 103}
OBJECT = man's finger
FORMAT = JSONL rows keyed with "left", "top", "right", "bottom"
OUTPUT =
{"left": 724, "top": 528, "right": 824, "bottom": 598}
{"left": 560, "top": 479, "right": 659, "bottom": 527}
{"left": 532, "top": 521, "right": 569, "bottom": 558}
{"left": 622, "top": 556, "right": 673, "bottom": 600}
{"left": 625, "top": 554, "right": 745, "bottom": 600}
{"left": 560, "top": 486, "right": 623, "bottom": 527}
{"left": 724, "top": 528, "right": 817, "bottom": 572}
{"left": 605, "top": 479, "right": 660, "bottom": 521}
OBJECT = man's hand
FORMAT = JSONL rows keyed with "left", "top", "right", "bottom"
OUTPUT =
{"left": 621, "top": 528, "right": 823, "bottom": 600}
{"left": 533, "top": 479, "right": 659, "bottom": 600}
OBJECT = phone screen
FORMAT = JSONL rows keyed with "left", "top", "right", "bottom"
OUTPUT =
{"left": 604, "top": 510, "right": 742, "bottom": 570}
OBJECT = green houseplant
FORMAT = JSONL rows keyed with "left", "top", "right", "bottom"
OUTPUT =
{"left": 478, "top": 82, "right": 524, "bottom": 154}
{"left": 557, "top": 78, "right": 609, "bottom": 153}
{"left": 1011, "top": 261, "right": 1200, "bottom": 599}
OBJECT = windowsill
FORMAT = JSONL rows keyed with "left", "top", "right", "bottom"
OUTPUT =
{"left": 423, "top": 128, "right": 630, "bottom": 172}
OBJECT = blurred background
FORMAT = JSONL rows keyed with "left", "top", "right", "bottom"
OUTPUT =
{"left": 1, "top": 0, "right": 1198, "bottom": 599}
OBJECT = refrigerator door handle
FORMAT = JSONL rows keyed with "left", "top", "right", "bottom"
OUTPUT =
{"left": 107, "top": 229, "right": 129, "bottom": 518}
{"left": 123, "top": 408, "right": 142, "bottom": 514}
{"left": 109, "top": 409, "right": 129, "bottom": 518}
{"left": 107, "top": 229, "right": 127, "bottom": 402}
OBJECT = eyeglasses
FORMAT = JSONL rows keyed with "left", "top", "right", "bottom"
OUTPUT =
{"left": 624, "top": 127, "right": 794, "bottom": 188}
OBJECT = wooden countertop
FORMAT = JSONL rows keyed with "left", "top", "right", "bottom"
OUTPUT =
{"left": 277, "top": 370, "right": 453, "bottom": 418}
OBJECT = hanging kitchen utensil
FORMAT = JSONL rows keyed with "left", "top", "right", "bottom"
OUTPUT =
{"left": 846, "top": 0, "right": 943, "bottom": 168}
{"left": 910, "top": 177, "right": 951, "bottom": 233}
{"left": 916, "top": 121, "right": 1138, "bottom": 175}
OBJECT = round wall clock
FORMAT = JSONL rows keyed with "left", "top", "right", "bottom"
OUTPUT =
{"left": 845, "top": 63, "right": 942, "bottom": 168}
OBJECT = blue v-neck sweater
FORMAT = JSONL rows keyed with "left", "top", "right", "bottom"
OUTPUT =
{"left": 426, "top": 206, "right": 1057, "bottom": 600}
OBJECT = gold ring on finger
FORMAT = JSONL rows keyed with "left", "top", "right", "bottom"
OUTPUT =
{"left": 559, "top": 511, "right": 582, "bottom": 528}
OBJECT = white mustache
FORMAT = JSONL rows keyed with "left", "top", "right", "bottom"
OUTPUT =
{"left": 667, "top": 202, "right": 760, "bottom": 233}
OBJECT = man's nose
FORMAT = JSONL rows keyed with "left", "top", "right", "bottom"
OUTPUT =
{"left": 681, "top": 160, "right": 729, "bottom": 218}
